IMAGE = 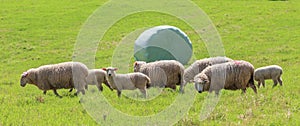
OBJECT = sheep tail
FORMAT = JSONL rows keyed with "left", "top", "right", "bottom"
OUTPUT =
{"left": 146, "top": 76, "right": 151, "bottom": 88}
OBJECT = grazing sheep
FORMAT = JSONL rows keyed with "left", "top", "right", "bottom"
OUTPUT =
{"left": 102, "top": 67, "right": 150, "bottom": 97}
{"left": 134, "top": 60, "right": 185, "bottom": 92}
{"left": 184, "top": 56, "right": 233, "bottom": 84}
{"left": 20, "top": 62, "right": 88, "bottom": 97}
{"left": 193, "top": 60, "right": 257, "bottom": 95}
{"left": 254, "top": 65, "right": 283, "bottom": 88}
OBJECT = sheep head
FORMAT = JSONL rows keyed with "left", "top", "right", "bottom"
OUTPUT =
{"left": 193, "top": 74, "right": 209, "bottom": 93}
{"left": 20, "top": 69, "right": 38, "bottom": 87}
{"left": 133, "top": 61, "right": 146, "bottom": 72}
{"left": 20, "top": 71, "right": 30, "bottom": 87}
{"left": 102, "top": 67, "right": 117, "bottom": 77}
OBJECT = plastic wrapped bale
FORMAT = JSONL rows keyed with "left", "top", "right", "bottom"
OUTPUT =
{"left": 134, "top": 25, "right": 193, "bottom": 65}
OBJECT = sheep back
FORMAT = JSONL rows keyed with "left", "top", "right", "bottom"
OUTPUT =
{"left": 194, "top": 60, "right": 256, "bottom": 94}
{"left": 107, "top": 73, "right": 149, "bottom": 90}
{"left": 138, "top": 60, "right": 184, "bottom": 88}
{"left": 184, "top": 56, "right": 233, "bottom": 83}
{"left": 21, "top": 62, "right": 88, "bottom": 92}
{"left": 254, "top": 65, "right": 283, "bottom": 81}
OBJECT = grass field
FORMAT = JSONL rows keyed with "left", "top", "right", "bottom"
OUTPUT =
{"left": 0, "top": 0, "right": 299, "bottom": 125}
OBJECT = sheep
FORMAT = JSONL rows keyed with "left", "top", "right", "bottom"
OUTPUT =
{"left": 184, "top": 56, "right": 233, "bottom": 84}
{"left": 20, "top": 62, "right": 88, "bottom": 97}
{"left": 133, "top": 60, "right": 185, "bottom": 92}
{"left": 254, "top": 65, "right": 283, "bottom": 88}
{"left": 80, "top": 69, "right": 113, "bottom": 92}
{"left": 193, "top": 60, "right": 257, "bottom": 95}
{"left": 102, "top": 67, "right": 150, "bottom": 97}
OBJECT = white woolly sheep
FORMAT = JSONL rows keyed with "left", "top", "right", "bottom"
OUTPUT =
{"left": 68, "top": 69, "right": 113, "bottom": 92}
{"left": 86, "top": 69, "right": 113, "bottom": 91}
{"left": 254, "top": 65, "right": 283, "bottom": 88}
{"left": 102, "top": 67, "right": 150, "bottom": 97}
{"left": 134, "top": 60, "right": 185, "bottom": 92}
{"left": 184, "top": 56, "right": 233, "bottom": 84}
{"left": 193, "top": 60, "right": 257, "bottom": 95}
{"left": 20, "top": 62, "right": 88, "bottom": 97}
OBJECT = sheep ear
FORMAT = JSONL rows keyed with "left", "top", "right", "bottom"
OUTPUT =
{"left": 114, "top": 68, "right": 118, "bottom": 71}
{"left": 133, "top": 62, "right": 137, "bottom": 66}
{"left": 207, "top": 62, "right": 212, "bottom": 66}
{"left": 22, "top": 72, "right": 28, "bottom": 77}
{"left": 102, "top": 68, "right": 107, "bottom": 71}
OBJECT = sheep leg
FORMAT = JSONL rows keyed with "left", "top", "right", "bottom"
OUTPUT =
{"left": 139, "top": 88, "right": 147, "bottom": 98}
{"left": 250, "top": 84, "right": 257, "bottom": 94}
{"left": 53, "top": 90, "right": 62, "bottom": 98}
{"left": 74, "top": 90, "right": 85, "bottom": 96}
{"left": 96, "top": 84, "right": 103, "bottom": 92}
{"left": 104, "top": 82, "right": 113, "bottom": 91}
{"left": 179, "top": 84, "right": 185, "bottom": 93}
{"left": 85, "top": 84, "right": 88, "bottom": 90}
{"left": 117, "top": 90, "right": 122, "bottom": 97}
{"left": 272, "top": 78, "right": 278, "bottom": 88}
{"left": 215, "top": 90, "right": 220, "bottom": 97}
{"left": 278, "top": 77, "right": 283, "bottom": 86}
{"left": 81, "top": 90, "right": 85, "bottom": 95}
{"left": 241, "top": 88, "right": 246, "bottom": 94}
{"left": 169, "top": 84, "right": 176, "bottom": 91}
{"left": 257, "top": 81, "right": 261, "bottom": 88}
{"left": 179, "top": 75, "right": 185, "bottom": 93}
{"left": 261, "top": 80, "right": 265, "bottom": 88}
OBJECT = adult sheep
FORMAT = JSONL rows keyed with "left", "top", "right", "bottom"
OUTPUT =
{"left": 254, "top": 65, "right": 283, "bottom": 88}
{"left": 193, "top": 60, "right": 257, "bottom": 95}
{"left": 20, "top": 62, "right": 88, "bottom": 97}
{"left": 184, "top": 56, "right": 233, "bottom": 84}
{"left": 102, "top": 67, "right": 150, "bottom": 97}
{"left": 134, "top": 60, "right": 185, "bottom": 92}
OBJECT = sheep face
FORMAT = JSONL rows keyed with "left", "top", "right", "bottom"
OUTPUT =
{"left": 103, "top": 67, "right": 117, "bottom": 77}
{"left": 193, "top": 74, "right": 209, "bottom": 93}
{"left": 133, "top": 61, "right": 146, "bottom": 72}
{"left": 194, "top": 79, "right": 208, "bottom": 93}
{"left": 20, "top": 72, "right": 29, "bottom": 87}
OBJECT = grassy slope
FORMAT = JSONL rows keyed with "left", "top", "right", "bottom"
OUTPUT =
{"left": 0, "top": 0, "right": 299, "bottom": 125}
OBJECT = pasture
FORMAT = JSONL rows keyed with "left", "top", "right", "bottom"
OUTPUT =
{"left": 0, "top": 0, "right": 299, "bottom": 125}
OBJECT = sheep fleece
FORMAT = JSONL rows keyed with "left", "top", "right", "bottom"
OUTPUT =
{"left": 137, "top": 60, "right": 184, "bottom": 89}
{"left": 22, "top": 62, "right": 88, "bottom": 91}
{"left": 254, "top": 65, "right": 283, "bottom": 80}
{"left": 184, "top": 57, "right": 233, "bottom": 83}
{"left": 195, "top": 60, "right": 257, "bottom": 93}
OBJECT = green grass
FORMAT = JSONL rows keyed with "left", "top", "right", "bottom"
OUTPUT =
{"left": 1, "top": 0, "right": 299, "bottom": 125}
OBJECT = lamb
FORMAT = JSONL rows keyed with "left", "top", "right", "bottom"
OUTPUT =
{"left": 85, "top": 69, "right": 113, "bottom": 91}
{"left": 184, "top": 56, "right": 233, "bottom": 84}
{"left": 133, "top": 60, "right": 185, "bottom": 92}
{"left": 254, "top": 65, "right": 283, "bottom": 88}
{"left": 68, "top": 69, "right": 113, "bottom": 92}
{"left": 102, "top": 67, "right": 150, "bottom": 97}
{"left": 20, "top": 62, "right": 88, "bottom": 97}
{"left": 193, "top": 60, "right": 257, "bottom": 95}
